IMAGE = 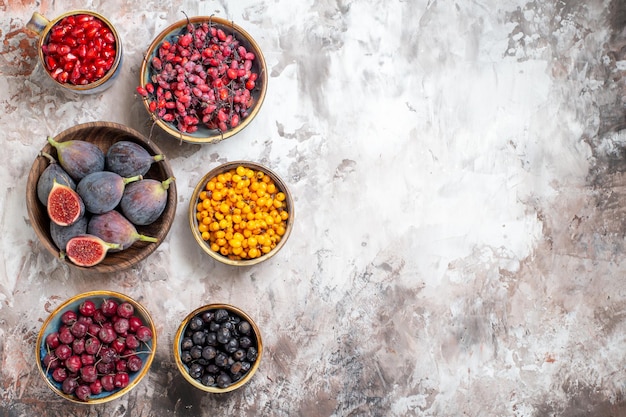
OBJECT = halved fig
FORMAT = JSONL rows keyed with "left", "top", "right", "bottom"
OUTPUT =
{"left": 65, "top": 234, "right": 121, "bottom": 267}
{"left": 47, "top": 180, "right": 85, "bottom": 226}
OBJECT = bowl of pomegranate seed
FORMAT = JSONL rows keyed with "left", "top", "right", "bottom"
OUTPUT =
{"left": 188, "top": 161, "right": 294, "bottom": 266}
{"left": 36, "top": 290, "right": 157, "bottom": 404}
{"left": 173, "top": 303, "right": 263, "bottom": 393}
{"left": 137, "top": 16, "right": 267, "bottom": 144}
{"left": 26, "top": 10, "right": 122, "bottom": 94}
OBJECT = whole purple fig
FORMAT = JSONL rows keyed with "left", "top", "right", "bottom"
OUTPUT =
{"left": 120, "top": 177, "right": 175, "bottom": 226}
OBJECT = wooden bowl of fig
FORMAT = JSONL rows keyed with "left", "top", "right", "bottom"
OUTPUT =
{"left": 188, "top": 161, "right": 294, "bottom": 266}
{"left": 138, "top": 16, "right": 267, "bottom": 144}
{"left": 174, "top": 303, "right": 262, "bottom": 393}
{"left": 26, "top": 121, "right": 177, "bottom": 272}
{"left": 36, "top": 290, "right": 157, "bottom": 403}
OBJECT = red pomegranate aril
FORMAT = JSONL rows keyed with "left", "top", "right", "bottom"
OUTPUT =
{"left": 43, "top": 14, "right": 116, "bottom": 86}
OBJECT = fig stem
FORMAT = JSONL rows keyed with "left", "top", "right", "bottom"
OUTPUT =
{"left": 47, "top": 136, "right": 60, "bottom": 148}
{"left": 161, "top": 177, "right": 176, "bottom": 190}
{"left": 123, "top": 175, "right": 143, "bottom": 185}
{"left": 39, "top": 151, "right": 57, "bottom": 164}
{"left": 136, "top": 234, "right": 158, "bottom": 243}
{"left": 153, "top": 154, "right": 165, "bottom": 162}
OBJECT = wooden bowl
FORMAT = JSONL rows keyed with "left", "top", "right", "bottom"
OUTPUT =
{"left": 26, "top": 121, "right": 177, "bottom": 272}
{"left": 36, "top": 290, "right": 157, "bottom": 403}
{"left": 138, "top": 16, "right": 267, "bottom": 144}
{"left": 188, "top": 161, "right": 294, "bottom": 266}
{"left": 173, "top": 303, "right": 262, "bottom": 393}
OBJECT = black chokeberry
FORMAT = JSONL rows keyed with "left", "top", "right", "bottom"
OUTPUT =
{"left": 189, "top": 363, "right": 203, "bottom": 379}
{"left": 238, "top": 321, "right": 251, "bottom": 335}
{"left": 214, "top": 309, "right": 229, "bottom": 323}
{"left": 189, "top": 316, "right": 204, "bottom": 331}
{"left": 216, "top": 327, "right": 231, "bottom": 344}
{"left": 190, "top": 345, "right": 203, "bottom": 359}
{"left": 192, "top": 330, "right": 206, "bottom": 345}
{"left": 181, "top": 337, "right": 194, "bottom": 350}
{"left": 216, "top": 372, "right": 232, "bottom": 388}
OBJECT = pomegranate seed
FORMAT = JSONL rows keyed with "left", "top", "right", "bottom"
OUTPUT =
{"left": 42, "top": 13, "right": 117, "bottom": 86}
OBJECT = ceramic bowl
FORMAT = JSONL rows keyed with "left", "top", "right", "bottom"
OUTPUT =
{"left": 188, "top": 161, "right": 294, "bottom": 266}
{"left": 26, "top": 121, "right": 177, "bottom": 272}
{"left": 36, "top": 290, "right": 157, "bottom": 404}
{"left": 174, "top": 303, "right": 262, "bottom": 393}
{"left": 138, "top": 16, "right": 267, "bottom": 144}
{"left": 26, "top": 10, "right": 123, "bottom": 94}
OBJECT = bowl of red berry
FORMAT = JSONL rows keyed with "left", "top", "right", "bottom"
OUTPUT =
{"left": 189, "top": 161, "right": 294, "bottom": 266}
{"left": 174, "top": 304, "right": 263, "bottom": 393}
{"left": 36, "top": 291, "right": 156, "bottom": 403}
{"left": 26, "top": 10, "right": 122, "bottom": 94}
{"left": 137, "top": 16, "right": 267, "bottom": 144}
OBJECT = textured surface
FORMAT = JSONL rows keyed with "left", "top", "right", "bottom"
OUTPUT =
{"left": 1, "top": 0, "right": 626, "bottom": 416}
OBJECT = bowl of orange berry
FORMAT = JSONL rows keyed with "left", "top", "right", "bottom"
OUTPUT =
{"left": 188, "top": 161, "right": 293, "bottom": 266}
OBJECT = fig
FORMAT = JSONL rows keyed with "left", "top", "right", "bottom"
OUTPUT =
{"left": 106, "top": 141, "right": 165, "bottom": 178}
{"left": 65, "top": 234, "right": 121, "bottom": 267}
{"left": 88, "top": 210, "right": 158, "bottom": 251}
{"left": 77, "top": 171, "right": 142, "bottom": 215}
{"left": 50, "top": 216, "right": 88, "bottom": 255}
{"left": 47, "top": 180, "right": 85, "bottom": 226}
{"left": 120, "top": 177, "right": 175, "bottom": 226}
{"left": 47, "top": 136, "right": 105, "bottom": 181}
{"left": 37, "top": 152, "right": 76, "bottom": 206}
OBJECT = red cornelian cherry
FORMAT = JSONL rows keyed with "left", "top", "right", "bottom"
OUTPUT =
{"left": 42, "top": 14, "right": 116, "bottom": 86}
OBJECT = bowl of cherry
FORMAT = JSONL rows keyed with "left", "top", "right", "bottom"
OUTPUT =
{"left": 36, "top": 291, "right": 156, "bottom": 403}
{"left": 26, "top": 10, "right": 123, "bottom": 94}
{"left": 137, "top": 16, "right": 267, "bottom": 144}
{"left": 173, "top": 304, "right": 263, "bottom": 393}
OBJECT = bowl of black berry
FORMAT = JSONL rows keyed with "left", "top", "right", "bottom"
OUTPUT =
{"left": 137, "top": 16, "right": 267, "bottom": 144}
{"left": 173, "top": 304, "right": 262, "bottom": 393}
{"left": 36, "top": 290, "right": 156, "bottom": 403}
